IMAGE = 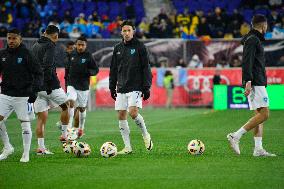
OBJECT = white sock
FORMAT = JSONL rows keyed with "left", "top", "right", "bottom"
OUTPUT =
{"left": 21, "top": 122, "right": 32, "bottom": 157}
{"left": 61, "top": 125, "right": 68, "bottom": 138}
{"left": 38, "top": 138, "right": 45, "bottom": 149}
{"left": 68, "top": 107, "right": 74, "bottom": 128}
{"left": 119, "top": 120, "right": 131, "bottom": 148}
{"left": 79, "top": 110, "right": 86, "bottom": 130}
{"left": 234, "top": 127, "right": 247, "bottom": 140}
{"left": 134, "top": 114, "right": 148, "bottom": 138}
{"left": 254, "top": 137, "right": 263, "bottom": 150}
{"left": 0, "top": 121, "right": 12, "bottom": 148}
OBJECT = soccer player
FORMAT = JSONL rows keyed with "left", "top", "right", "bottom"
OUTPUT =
{"left": 0, "top": 29, "right": 43, "bottom": 162}
{"left": 31, "top": 25, "right": 69, "bottom": 155}
{"left": 227, "top": 15, "right": 276, "bottom": 157}
{"left": 109, "top": 20, "right": 153, "bottom": 154}
{"left": 66, "top": 36, "right": 99, "bottom": 137}
{"left": 64, "top": 41, "right": 75, "bottom": 91}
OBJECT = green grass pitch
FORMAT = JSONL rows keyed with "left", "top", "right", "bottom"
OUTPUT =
{"left": 0, "top": 109, "right": 283, "bottom": 189}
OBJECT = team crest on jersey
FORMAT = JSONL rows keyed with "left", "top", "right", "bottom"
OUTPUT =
{"left": 263, "top": 97, "right": 268, "bottom": 102}
{"left": 71, "top": 57, "right": 74, "bottom": 61}
{"left": 81, "top": 58, "right": 86, "bottom": 64}
{"left": 1, "top": 58, "right": 6, "bottom": 62}
{"left": 17, "top": 57, "right": 23, "bottom": 64}
{"left": 130, "top": 49, "right": 135, "bottom": 55}
{"left": 117, "top": 51, "right": 121, "bottom": 55}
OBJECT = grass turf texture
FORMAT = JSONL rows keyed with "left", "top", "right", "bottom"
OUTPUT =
{"left": 0, "top": 109, "right": 283, "bottom": 189}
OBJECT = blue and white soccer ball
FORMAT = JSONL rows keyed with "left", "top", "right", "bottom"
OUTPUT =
{"left": 187, "top": 139, "right": 205, "bottom": 155}
{"left": 73, "top": 142, "right": 91, "bottom": 157}
{"left": 100, "top": 142, "right": 117, "bottom": 158}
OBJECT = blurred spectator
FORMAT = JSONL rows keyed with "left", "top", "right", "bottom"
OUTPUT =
{"left": 149, "top": 17, "right": 160, "bottom": 38}
{"left": 213, "top": 69, "right": 221, "bottom": 85}
{"left": 0, "top": 26, "right": 8, "bottom": 37}
{"left": 226, "top": 19, "right": 241, "bottom": 38}
{"left": 240, "top": 22, "right": 250, "bottom": 36}
{"left": 63, "top": 10, "right": 73, "bottom": 24}
{"left": 163, "top": 70, "right": 174, "bottom": 108}
{"left": 158, "top": 8, "right": 169, "bottom": 21}
{"left": 0, "top": 7, "right": 13, "bottom": 28}
{"left": 197, "top": 17, "right": 211, "bottom": 36}
{"left": 268, "top": 10, "right": 281, "bottom": 31}
{"left": 15, "top": 0, "right": 36, "bottom": 19}
{"left": 69, "top": 27, "right": 81, "bottom": 39}
{"left": 175, "top": 58, "right": 187, "bottom": 68}
{"left": 138, "top": 17, "right": 150, "bottom": 39}
{"left": 159, "top": 19, "right": 173, "bottom": 38}
{"left": 210, "top": 7, "right": 226, "bottom": 38}
{"left": 78, "top": 13, "right": 87, "bottom": 25}
{"left": 216, "top": 57, "right": 230, "bottom": 68}
{"left": 125, "top": 2, "right": 136, "bottom": 23}
{"left": 188, "top": 54, "right": 203, "bottom": 68}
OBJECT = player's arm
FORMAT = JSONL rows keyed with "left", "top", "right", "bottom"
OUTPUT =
{"left": 87, "top": 53, "right": 99, "bottom": 76}
{"left": 27, "top": 50, "right": 44, "bottom": 92}
{"left": 42, "top": 45, "right": 55, "bottom": 84}
{"left": 140, "top": 45, "right": 152, "bottom": 91}
{"left": 109, "top": 47, "right": 118, "bottom": 92}
{"left": 242, "top": 37, "right": 257, "bottom": 96}
{"left": 64, "top": 55, "right": 71, "bottom": 82}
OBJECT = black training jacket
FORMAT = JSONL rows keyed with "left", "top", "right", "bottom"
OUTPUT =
{"left": 109, "top": 37, "right": 152, "bottom": 93}
{"left": 64, "top": 51, "right": 71, "bottom": 88}
{"left": 0, "top": 44, "right": 43, "bottom": 97}
{"left": 31, "top": 36, "right": 61, "bottom": 91}
{"left": 241, "top": 29, "right": 267, "bottom": 86}
{"left": 67, "top": 50, "right": 99, "bottom": 91}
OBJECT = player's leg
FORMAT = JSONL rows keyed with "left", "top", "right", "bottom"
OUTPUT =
{"left": 0, "top": 95, "right": 14, "bottom": 160}
{"left": 115, "top": 93, "right": 132, "bottom": 154}
{"left": 78, "top": 107, "right": 86, "bottom": 138}
{"left": 13, "top": 97, "right": 33, "bottom": 162}
{"left": 67, "top": 86, "right": 77, "bottom": 128}
{"left": 34, "top": 92, "right": 54, "bottom": 155}
{"left": 76, "top": 89, "right": 89, "bottom": 138}
{"left": 253, "top": 108, "right": 276, "bottom": 156}
{"left": 128, "top": 91, "right": 153, "bottom": 151}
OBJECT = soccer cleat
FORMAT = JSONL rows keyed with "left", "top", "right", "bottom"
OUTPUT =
{"left": 227, "top": 133, "right": 240, "bottom": 155}
{"left": 20, "top": 154, "right": 29, "bottom": 163}
{"left": 77, "top": 129, "right": 85, "bottom": 139}
{"left": 59, "top": 135, "right": 67, "bottom": 143}
{"left": 143, "top": 133, "right": 153, "bottom": 151}
{"left": 117, "top": 147, "right": 132, "bottom": 155}
{"left": 36, "top": 148, "right": 54, "bottom": 155}
{"left": 0, "top": 145, "right": 14, "bottom": 160}
{"left": 253, "top": 148, "right": 276, "bottom": 157}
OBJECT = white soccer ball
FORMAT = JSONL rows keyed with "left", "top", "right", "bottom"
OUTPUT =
{"left": 62, "top": 143, "right": 72, "bottom": 153}
{"left": 67, "top": 128, "right": 78, "bottom": 141}
{"left": 100, "top": 142, "right": 117, "bottom": 158}
{"left": 73, "top": 142, "right": 91, "bottom": 157}
{"left": 187, "top": 139, "right": 205, "bottom": 155}
{"left": 69, "top": 140, "right": 78, "bottom": 153}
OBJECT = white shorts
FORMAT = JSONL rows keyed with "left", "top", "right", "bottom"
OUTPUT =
{"left": 248, "top": 86, "right": 269, "bottom": 110}
{"left": 34, "top": 88, "right": 67, "bottom": 113}
{"left": 0, "top": 94, "right": 34, "bottom": 121}
{"left": 67, "top": 86, "right": 89, "bottom": 107}
{"left": 115, "top": 91, "right": 142, "bottom": 110}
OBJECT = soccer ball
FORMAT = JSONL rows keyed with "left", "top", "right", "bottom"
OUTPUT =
{"left": 100, "top": 142, "right": 117, "bottom": 158}
{"left": 187, "top": 139, "right": 205, "bottom": 155}
{"left": 69, "top": 140, "right": 78, "bottom": 152}
{"left": 73, "top": 142, "right": 91, "bottom": 157}
{"left": 67, "top": 128, "right": 78, "bottom": 141}
{"left": 62, "top": 143, "right": 72, "bottom": 153}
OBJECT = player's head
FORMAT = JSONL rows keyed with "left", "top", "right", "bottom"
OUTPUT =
{"left": 66, "top": 41, "right": 75, "bottom": 53}
{"left": 7, "top": 28, "right": 22, "bottom": 49}
{"left": 44, "top": 25, "right": 59, "bottom": 43}
{"left": 251, "top": 14, "right": 267, "bottom": 34}
{"left": 121, "top": 20, "right": 135, "bottom": 42}
{"left": 76, "top": 36, "right": 87, "bottom": 53}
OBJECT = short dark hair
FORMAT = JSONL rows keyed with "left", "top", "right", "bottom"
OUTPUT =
{"left": 45, "top": 25, "right": 59, "bottom": 35}
{"left": 7, "top": 28, "right": 21, "bottom": 35}
{"left": 252, "top": 14, "right": 267, "bottom": 27}
{"left": 66, "top": 41, "right": 75, "bottom": 46}
{"left": 120, "top": 20, "right": 136, "bottom": 30}
{"left": 76, "top": 36, "right": 87, "bottom": 42}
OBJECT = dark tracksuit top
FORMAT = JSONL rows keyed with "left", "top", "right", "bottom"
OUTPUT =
{"left": 241, "top": 29, "right": 267, "bottom": 87}
{"left": 0, "top": 44, "right": 43, "bottom": 97}
{"left": 67, "top": 50, "right": 99, "bottom": 91}
{"left": 31, "top": 36, "right": 61, "bottom": 91}
{"left": 109, "top": 37, "right": 152, "bottom": 93}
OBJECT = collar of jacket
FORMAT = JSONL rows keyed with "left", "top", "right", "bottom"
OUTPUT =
{"left": 123, "top": 37, "right": 138, "bottom": 46}
{"left": 7, "top": 43, "right": 25, "bottom": 53}
{"left": 38, "top": 36, "right": 56, "bottom": 45}
{"left": 249, "top": 29, "right": 265, "bottom": 41}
